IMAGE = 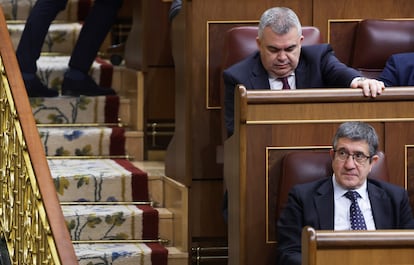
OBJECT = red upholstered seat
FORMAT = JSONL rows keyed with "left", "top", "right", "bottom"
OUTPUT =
{"left": 351, "top": 19, "right": 414, "bottom": 78}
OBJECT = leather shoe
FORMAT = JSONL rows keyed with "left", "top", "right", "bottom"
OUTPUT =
{"left": 24, "top": 76, "right": 59, "bottom": 97}
{"left": 61, "top": 75, "right": 116, "bottom": 97}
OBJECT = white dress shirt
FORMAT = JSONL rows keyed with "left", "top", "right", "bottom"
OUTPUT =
{"left": 269, "top": 74, "right": 296, "bottom": 90}
{"left": 333, "top": 175, "right": 376, "bottom": 230}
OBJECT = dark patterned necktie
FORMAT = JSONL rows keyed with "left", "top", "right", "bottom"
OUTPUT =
{"left": 278, "top": 76, "right": 291, "bottom": 90}
{"left": 344, "top": 191, "right": 367, "bottom": 230}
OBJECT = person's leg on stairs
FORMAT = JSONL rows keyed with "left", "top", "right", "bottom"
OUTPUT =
{"left": 61, "top": 0, "right": 123, "bottom": 96}
{"left": 16, "top": 0, "right": 68, "bottom": 97}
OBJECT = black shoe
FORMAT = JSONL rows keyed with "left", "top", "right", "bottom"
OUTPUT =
{"left": 61, "top": 75, "right": 116, "bottom": 97}
{"left": 24, "top": 76, "right": 59, "bottom": 97}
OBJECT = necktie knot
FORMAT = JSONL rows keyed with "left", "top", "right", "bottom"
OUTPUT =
{"left": 278, "top": 76, "right": 291, "bottom": 90}
{"left": 345, "top": 190, "right": 360, "bottom": 202}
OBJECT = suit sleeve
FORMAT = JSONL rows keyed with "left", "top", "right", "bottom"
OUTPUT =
{"left": 319, "top": 45, "right": 361, "bottom": 87}
{"left": 223, "top": 69, "right": 236, "bottom": 137}
{"left": 276, "top": 187, "right": 304, "bottom": 265}
{"left": 399, "top": 190, "right": 414, "bottom": 228}
{"left": 378, "top": 56, "right": 399, "bottom": 87}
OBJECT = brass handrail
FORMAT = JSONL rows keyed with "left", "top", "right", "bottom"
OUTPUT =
{"left": 0, "top": 7, "right": 77, "bottom": 265}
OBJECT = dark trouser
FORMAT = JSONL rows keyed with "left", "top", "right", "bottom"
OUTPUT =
{"left": 16, "top": 0, "right": 123, "bottom": 75}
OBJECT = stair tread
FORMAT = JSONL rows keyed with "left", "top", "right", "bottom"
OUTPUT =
{"left": 8, "top": 22, "right": 81, "bottom": 54}
{"left": 73, "top": 244, "right": 187, "bottom": 265}
{"left": 62, "top": 204, "right": 161, "bottom": 241}
{"left": 132, "top": 161, "right": 165, "bottom": 178}
{"left": 2, "top": 1, "right": 79, "bottom": 21}
{"left": 73, "top": 242, "right": 168, "bottom": 265}
{"left": 27, "top": 55, "right": 112, "bottom": 93}
{"left": 166, "top": 247, "right": 189, "bottom": 258}
{"left": 62, "top": 204, "right": 173, "bottom": 218}
{"left": 49, "top": 158, "right": 149, "bottom": 202}
{"left": 40, "top": 126, "right": 125, "bottom": 157}
{"left": 31, "top": 95, "right": 120, "bottom": 124}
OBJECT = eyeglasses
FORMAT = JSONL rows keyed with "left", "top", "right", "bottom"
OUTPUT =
{"left": 333, "top": 149, "right": 371, "bottom": 165}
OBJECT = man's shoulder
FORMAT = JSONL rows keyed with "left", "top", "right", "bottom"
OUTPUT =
{"left": 367, "top": 178, "right": 407, "bottom": 197}
{"left": 301, "top": 43, "right": 332, "bottom": 55}
{"left": 390, "top": 52, "right": 414, "bottom": 60}
{"left": 292, "top": 177, "right": 331, "bottom": 192}
{"left": 224, "top": 51, "right": 260, "bottom": 73}
{"left": 388, "top": 52, "right": 414, "bottom": 65}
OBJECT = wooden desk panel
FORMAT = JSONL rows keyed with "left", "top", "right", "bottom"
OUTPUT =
{"left": 302, "top": 227, "right": 414, "bottom": 265}
{"left": 225, "top": 86, "right": 414, "bottom": 265}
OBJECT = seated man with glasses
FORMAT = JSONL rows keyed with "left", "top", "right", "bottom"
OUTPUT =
{"left": 277, "top": 121, "right": 414, "bottom": 265}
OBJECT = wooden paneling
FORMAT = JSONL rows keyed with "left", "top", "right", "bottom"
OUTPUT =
{"left": 155, "top": 0, "right": 414, "bottom": 261}
{"left": 302, "top": 227, "right": 414, "bottom": 265}
{"left": 327, "top": 20, "right": 359, "bottom": 65}
{"left": 225, "top": 86, "right": 414, "bottom": 265}
{"left": 166, "top": 0, "right": 312, "bottom": 182}
{"left": 207, "top": 21, "right": 258, "bottom": 109}
{"left": 126, "top": 1, "right": 173, "bottom": 69}
{"left": 166, "top": 0, "right": 414, "bottom": 183}
{"left": 146, "top": 67, "right": 175, "bottom": 120}
{"left": 314, "top": 0, "right": 414, "bottom": 43}
{"left": 190, "top": 180, "right": 227, "bottom": 237}
{"left": 124, "top": 1, "right": 175, "bottom": 153}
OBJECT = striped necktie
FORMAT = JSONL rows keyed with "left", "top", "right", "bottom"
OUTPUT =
{"left": 279, "top": 76, "right": 291, "bottom": 90}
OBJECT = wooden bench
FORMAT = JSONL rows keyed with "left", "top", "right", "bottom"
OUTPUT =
{"left": 302, "top": 226, "right": 414, "bottom": 265}
{"left": 224, "top": 85, "right": 414, "bottom": 265}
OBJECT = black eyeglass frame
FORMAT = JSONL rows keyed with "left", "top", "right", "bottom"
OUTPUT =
{"left": 333, "top": 149, "right": 372, "bottom": 164}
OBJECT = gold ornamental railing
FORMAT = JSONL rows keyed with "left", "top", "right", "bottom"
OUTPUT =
{"left": 0, "top": 7, "right": 77, "bottom": 265}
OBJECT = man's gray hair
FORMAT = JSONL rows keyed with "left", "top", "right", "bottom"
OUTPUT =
{"left": 332, "top": 121, "right": 379, "bottom": 157}
{"left": 258, "top": 7, "right": 302, "bottom": 39}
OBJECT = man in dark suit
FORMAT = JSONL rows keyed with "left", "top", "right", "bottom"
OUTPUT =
{"left": 223, "top": 7, "right": 385, "bottom": 136}
{"left": 16, "top": 0, "right": 123, "bottom": 97}
{"left": 379, "top": 52, "right": 414, "bottom": 87}
{"left": 277, "top": 121, "right": 414, "bottom": 265}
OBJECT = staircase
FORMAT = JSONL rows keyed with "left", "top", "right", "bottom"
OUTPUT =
{"left": 3, "top": 1, "right": 187, "bottom": 264}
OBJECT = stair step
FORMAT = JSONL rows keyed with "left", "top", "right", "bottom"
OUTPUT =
{"left": 8, "top": 22, "right": 82, "bottom": 53}
{"left": 62, "top": 204, "right": 161, "bottom": 241}
{"left": 39, "top": 126, "right": 125, "bottom": 157}
{"left": 31, "top": 95, "right": 119, "bottom": 124}
{"left": 167, "top": 248, "right": 189, "bottom": 265}
{"left": 48, "top": 158, "right": 148, "bottom": 202}
{"left": 5, "top": 0, "right": 181, "bottom": 263}
{"left": 73, "top": 242, "right": 168, "bottom": 265}
{"left": 3, "top": 1, "right": 79, "bottom": 21}
{"left": 34, "top": 55, "right": 113, "bottom": 92}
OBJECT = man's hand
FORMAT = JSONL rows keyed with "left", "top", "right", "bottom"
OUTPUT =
{"left": 350, "top": 77, "right": 385, "bottom": 98}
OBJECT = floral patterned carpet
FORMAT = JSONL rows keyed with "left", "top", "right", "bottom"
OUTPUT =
{"left": 4, "top": 0, "right": 169, "bottom": 263}
{"left": 43, "top": 128, "right": 167, "bottom": 265}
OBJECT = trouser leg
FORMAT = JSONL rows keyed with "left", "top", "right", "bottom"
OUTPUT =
{"left": 68, "top": 0, "right": 123, "bottom": 74}
{"left": 16, "top": 0, "right": 67, "bottom": 74}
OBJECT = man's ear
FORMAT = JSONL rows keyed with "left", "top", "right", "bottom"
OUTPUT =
{"left": 370, "top": 154, "right": 379, "bottom": 165}
{"left": 329, "top": 149, "right": 335, "bottom": 160}
{"left": 256, "top": 37, "right": 261, "bottom": 49}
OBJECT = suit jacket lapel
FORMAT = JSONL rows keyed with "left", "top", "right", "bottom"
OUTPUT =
{"left": 311, "top": 180, "right": 392, "bottom": 230}
{"left": 295, "top": 55, "right": 313, "bottom": 89}
{"left": 315, "top": 180, "right": 335, "bottom": 229}
{"left": 249, "top": 53, "right": 271, "bottom": 89}
{"left": 368, "top": 182, "right": 393, "bottom": 229}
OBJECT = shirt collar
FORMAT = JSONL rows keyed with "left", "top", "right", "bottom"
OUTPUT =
{"left": 270, "top": 72, "right": 296, "bottom": 80}
{"left": 332, "top": 174, "right": 368, "bottom": 200}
